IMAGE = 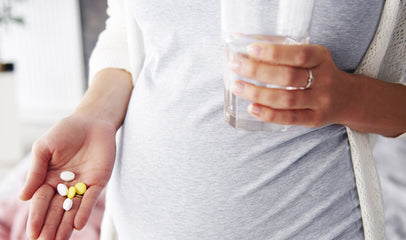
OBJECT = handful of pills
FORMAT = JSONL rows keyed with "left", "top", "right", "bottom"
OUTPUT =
{"left": 57, "top": 171, "right": 87, "bottom": 211}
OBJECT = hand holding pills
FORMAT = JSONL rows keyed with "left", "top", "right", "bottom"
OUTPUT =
{"left": 56, "top": 171, "right": 88, "bottom": 211}
{"left": 18, "top": 115, "right": 117, "bottom": 239}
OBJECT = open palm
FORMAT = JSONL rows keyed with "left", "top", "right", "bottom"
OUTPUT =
{"left": 19, "top": 115, "right": 117, "bottom": 239}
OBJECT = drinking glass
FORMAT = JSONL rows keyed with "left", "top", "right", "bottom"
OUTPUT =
{"left": 222, "top": 0, "right": 315, "bottom": 131}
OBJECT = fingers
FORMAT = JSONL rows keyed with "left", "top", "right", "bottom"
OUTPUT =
{"left": 246, "top": 43, "right": 329, "bottom": 68}
{"left": 37, "top": 196, "right": 81, "bottom": 240}
{"left": 28, "top": 189, "right": 88, "bottom": 239}
{"left": 19, "top": 140, "right": 52, "bottom": 201}
{"left": 55, "top": 198, "right": 81, "bottom": 239}
{"left": 232, "top": 80, "right": 315, "bottom": 109}
{"left": 228, "top": 43, "right": 339, "bottom": 128}
{"left": 26, "top": 184, "right": 55, "bottom": 239}
{"left": 248, "top": 103, "right": 322, "bottom": 127}
{"left": 232, "top": 81, "right": 325, "bottom": 127}
{"left": 74, "top": 185, "right": 103, "bottom": 230}
{"left": 38, "top": 195, "right": 65, "bottom": 239}
{"left": 231, "top": 55, "right": 310, "bottom": 88}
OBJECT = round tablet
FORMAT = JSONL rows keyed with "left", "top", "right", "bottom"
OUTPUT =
{"left": 75, "top": 182, "right": 87, "bottom": 195}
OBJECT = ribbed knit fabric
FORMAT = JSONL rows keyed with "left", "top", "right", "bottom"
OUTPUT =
{"left": 348, "top": 0, "right": 405, "bottom": 239}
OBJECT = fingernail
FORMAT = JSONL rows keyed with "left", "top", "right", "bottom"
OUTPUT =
{"left": 232, "top": 81, "right": 245, "bottom": 94}
{"left": 249, "top": 104, "right": 262, "bottom": 115}
{"left": 247, "top": 45, "right": 261, "bottom": 57}
{"left": 230, "top": 58, "right": 241, "bottom": 71}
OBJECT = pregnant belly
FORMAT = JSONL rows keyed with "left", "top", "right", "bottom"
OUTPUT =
{"left": 107, "top": 115, "right": 361, "bottom": 239}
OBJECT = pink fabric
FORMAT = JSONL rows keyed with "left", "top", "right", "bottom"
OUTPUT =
{"left": 0, "top": 180, "right": 105, "bottom": 240}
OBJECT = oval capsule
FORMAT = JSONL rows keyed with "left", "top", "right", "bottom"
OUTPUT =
{"left": 63, "top": 198, "right": 73, "bottom": 211}
{"left": 57, "top": 183, "right": 68, "bottom": 197}
{"left": 60, "top": 171, "right": 75, "bottom": 182}
{"left": 67, "top": 186, "right": 76, "bottom": 199}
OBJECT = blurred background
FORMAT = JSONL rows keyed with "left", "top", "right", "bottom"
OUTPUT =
{"left": 0, "top": 0, "right": 107, "bottom": 238}
{"left": 0, "top": 0, "right": 107, "bottom": 174}
{"left": 0, "top": 0, "right": 405, "bottom": 239}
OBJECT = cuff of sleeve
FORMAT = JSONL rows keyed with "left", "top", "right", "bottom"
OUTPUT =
{"left": 88, "top": 45, "right": 132, "bottom": 86}
{"left": 396, "top": 132, "right": 406, "bottom": 140}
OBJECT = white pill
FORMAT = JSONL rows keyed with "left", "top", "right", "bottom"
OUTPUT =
{"left": 63, "top": 198, "right": 73, "bottom": 211}
{"left": 57, "top": 183, "right": 68, "bottom": 197}
{"left": 60, "top": 171, "right": 75, "bottom": 181}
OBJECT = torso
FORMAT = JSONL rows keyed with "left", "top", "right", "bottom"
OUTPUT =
{"left": 108, "top": 1, "right": 384, "bottom": 239}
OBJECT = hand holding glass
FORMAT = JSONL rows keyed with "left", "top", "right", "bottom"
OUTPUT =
{"left": 222, "top": 0, "right": 315, "bottom": 131}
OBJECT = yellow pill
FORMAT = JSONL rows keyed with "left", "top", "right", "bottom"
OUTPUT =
{"left": 67, "top": 186, "right": 76, "bottom": 199}
{"left": 75, "top": 182, "right": 87, "bottom": 195}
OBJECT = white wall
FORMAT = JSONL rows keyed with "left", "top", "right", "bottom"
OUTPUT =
{"left": 0, "top": 0, "right": 85, "bottom": 168}
{"left": 1, "top": 0, "right": 85, "bottom": 124}
{"left": 0, "top": 72, "right": 22, "bottom": 167}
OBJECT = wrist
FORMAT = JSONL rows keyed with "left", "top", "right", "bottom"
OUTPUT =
{"left": 72, "top": 105, "right": 118, "bottom": 131}
{"left": 74, "top": 68, "right": 133, "bottom": 130}
{"left": 341, "top": 74, "right": 406, "bottom": 137}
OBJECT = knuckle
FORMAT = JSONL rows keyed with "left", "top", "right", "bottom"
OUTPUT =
{"left": 283, "top": 67, "right": 297, "bottom": 86}
{"left": 320, "top": 94, "right": 333, "bottom": 109}
{"left": 34, "top": 192, "right": 49, "bottom": 201}
{"left": 32, "top": 139, "right": 42, "bottom": 152}
{"left": 263, "top": 108, "right": 276, "bottom": 122}
{"left": 322, "top": 73, "right": 335, "bottom": 87}
{"left": 295, "top": 48, "right": 312, "bottom": 66}
{"left": 29, "top": 213, "right": 43, "bottom": 229}
{"left": 41, "top": 223, "right": 55, "bottom": 233}
{"left": 318, "top": 45, "right": 332, "bottom": 60}
{"left": 265, "top": 45, "right": 279, "bottom": 62}
{"left": 32, "top": 138, "right": 50, "bottom": 156}
{"left": 246, "top": 62, "right": 258, "bottom": 78}
{"left": 262, "top": 67, "right": 273, "bottom": 81}
{"left": 248, "top": 86, "right": 261, "bottom": 101}
{"left": 285, "top": 112, "right": 298, "bottom": 125}
{"left": 312, "top": 118, "right": 323, "bottom": 128}
{"left": 55, "top": 236, "right": 67, "bottom": 240}
{"left": 56, "top": 234, "right": 72, "bottom": 240}
{"left": 312, "top": 112, "right": 325, "bottom": 127}
{"left": 50, "top": 204, "right": 61, "bottom": 213}
{"left": 280, "top": 92, "right": 296, "bottom": 108}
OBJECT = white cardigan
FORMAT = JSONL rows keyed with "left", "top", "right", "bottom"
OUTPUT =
{"left": 91, "top": 0, "right": 406, "bottom": 239}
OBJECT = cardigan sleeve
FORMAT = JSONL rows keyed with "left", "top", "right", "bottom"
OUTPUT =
{"left": 88, "top": 0, "right": 132, "bottom": 85}
{"left": 377, "top": 0, "right": 406, "bottom": 86}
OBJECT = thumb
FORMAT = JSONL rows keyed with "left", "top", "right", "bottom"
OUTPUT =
{"left": 19, "top": 140, "right": 51, "bottom": 201}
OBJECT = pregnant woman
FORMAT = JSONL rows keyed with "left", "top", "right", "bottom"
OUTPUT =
{"left": 19, "top": 0, "right": 406, "bottom": 239}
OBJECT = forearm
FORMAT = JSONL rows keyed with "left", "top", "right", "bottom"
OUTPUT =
{"left": 74, "top": 68, "right": 133, "bottom": 130}
{"left": 343, "top": 73, "right": 406, "bottom": 137}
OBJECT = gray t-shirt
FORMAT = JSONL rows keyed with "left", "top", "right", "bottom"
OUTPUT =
{"left": 108, "top": 1, "right": 384, "bottom": 239}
